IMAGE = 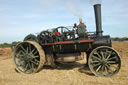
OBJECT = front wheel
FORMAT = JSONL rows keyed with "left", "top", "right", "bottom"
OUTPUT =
{"left": 88, "top": 46, "right": 121, "bottom": 77}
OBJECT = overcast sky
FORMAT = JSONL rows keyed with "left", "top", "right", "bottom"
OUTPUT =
{"left": 0, "top": 0, "right": 128, "bottom": 43}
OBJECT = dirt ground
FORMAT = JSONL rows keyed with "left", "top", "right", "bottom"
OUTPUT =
{"left": 0, "top": 48, "right": 12, "bottom": 60}
{"left": 0, "top": 42, "right": 128, "bottom": 85}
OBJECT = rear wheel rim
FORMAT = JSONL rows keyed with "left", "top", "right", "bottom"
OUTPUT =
{"left": 88, "top": 46, "right": 121, "bottom": 77}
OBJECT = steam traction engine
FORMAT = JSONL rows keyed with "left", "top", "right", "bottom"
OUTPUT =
{"left": 13, "top": 4, "right": 121, "bottom": 77}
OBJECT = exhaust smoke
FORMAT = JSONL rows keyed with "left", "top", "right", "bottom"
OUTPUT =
{"left": 38, "top": 0, "right": 83, "bottom": 19}
{"left": 65, "top": 0, "right": 83, "bottom": 18}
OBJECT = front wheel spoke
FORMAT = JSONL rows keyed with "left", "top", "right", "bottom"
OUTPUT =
{"left": 92, "top": 55, "right": 101, "bottom": 61}
{"left": 106, "top": 51, "right": 112, "bottom": 60}
{"left": 104, "top": 49, "right": 108, "bottom": 58}
{"left": 106, "top": 64, "right": 113, "bottom": 73}
{"left": 107, "top": 56, "right": 117, "bottom": 61}
{"left": 92, "top": 63, "right": 101, "bottom": 67}
{"left": 91, "top": 60, "right": 100, "bottom": 63}
{"left": 107, "top": 61, "right": 117, "bottom": 64}
{"left": 94, "top": 51, "right": 102, "bottom": 59}
{"left": 105, "top": 66, "right": 108, "bottom": 74}
{"left": 96, "top": 65, "right": 101, "bottom": 72}
{"left": 100, "top": 51, "right": 105, "bottom": 59}
{"left": 101, "top": 65, "right": 105, "bottom": 72}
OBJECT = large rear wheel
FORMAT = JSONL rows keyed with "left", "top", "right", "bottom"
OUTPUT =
{"left": 88, "top": 46, "right": 121, "bottom": 77}
{"left": 13, "top": 41, "right": 45, "bottom": 74}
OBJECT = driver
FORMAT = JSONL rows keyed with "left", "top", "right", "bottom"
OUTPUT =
{"left": 77, "top": 18, "right": 87, "bottom": 31}
{"left": 74, "top": 18, "right": 87, "bottom": 39}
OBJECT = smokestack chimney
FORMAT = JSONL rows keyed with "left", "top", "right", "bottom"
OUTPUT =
{"left": 94, "top": 4, "right": 103, "bottom": 37}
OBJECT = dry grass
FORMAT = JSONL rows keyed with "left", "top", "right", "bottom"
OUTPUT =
{"left": 0, "top": 42, "right": 128, "bottom": 85}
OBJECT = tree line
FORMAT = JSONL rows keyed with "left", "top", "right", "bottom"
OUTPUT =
{"left": 0, "top": 41, "right": 21, "bottom": 48}
{"left": 111, "top": 37, "right": 128, "bottom": 41}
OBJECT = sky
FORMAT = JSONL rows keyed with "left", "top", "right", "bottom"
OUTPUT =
{"left": 0, "top": 0, "right": 128, "bottom": 43}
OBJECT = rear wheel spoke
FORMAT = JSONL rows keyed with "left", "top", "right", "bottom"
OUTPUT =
{"left": 24, "top": 63, "right": 29, "bottom": 72}
{"left": 28, "top": 62, "right": 32, "bottom": 69}
{"left": 16, "top": 51, "right": 24, "bottom": 57}
{"left": 29, "top": 44, "right": 31, "bottom": 52}
{"left": 16, "top": 54, "right": 24, "bottom": 59}
{"left": 26, "top": 46, "right": 29, "bottom": 54}
{"left": 20, "top": 50, "right": 26, "bottom": 55}
{"left": 32, "top": 63, "right": 35, "bottom": 72}
{"left": 20, "top": 45, "right": 26, "bottom": 53}
{"left": 31, "top": 55, "right": 39, "bottom": 59}
{"left": 18, "top": 57, "right": 24, "bottom": 61}
{"left": 30, "top": 48, "right": 36, "bottom": 55}
{"left": 34, "top": 59, "right": 40, "bottom": 64}
{"left": 33, "top": 51, "right": 38, "bottom": 55}
{"left": 30, "top": 60, "right": 39, "bottom": 65}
